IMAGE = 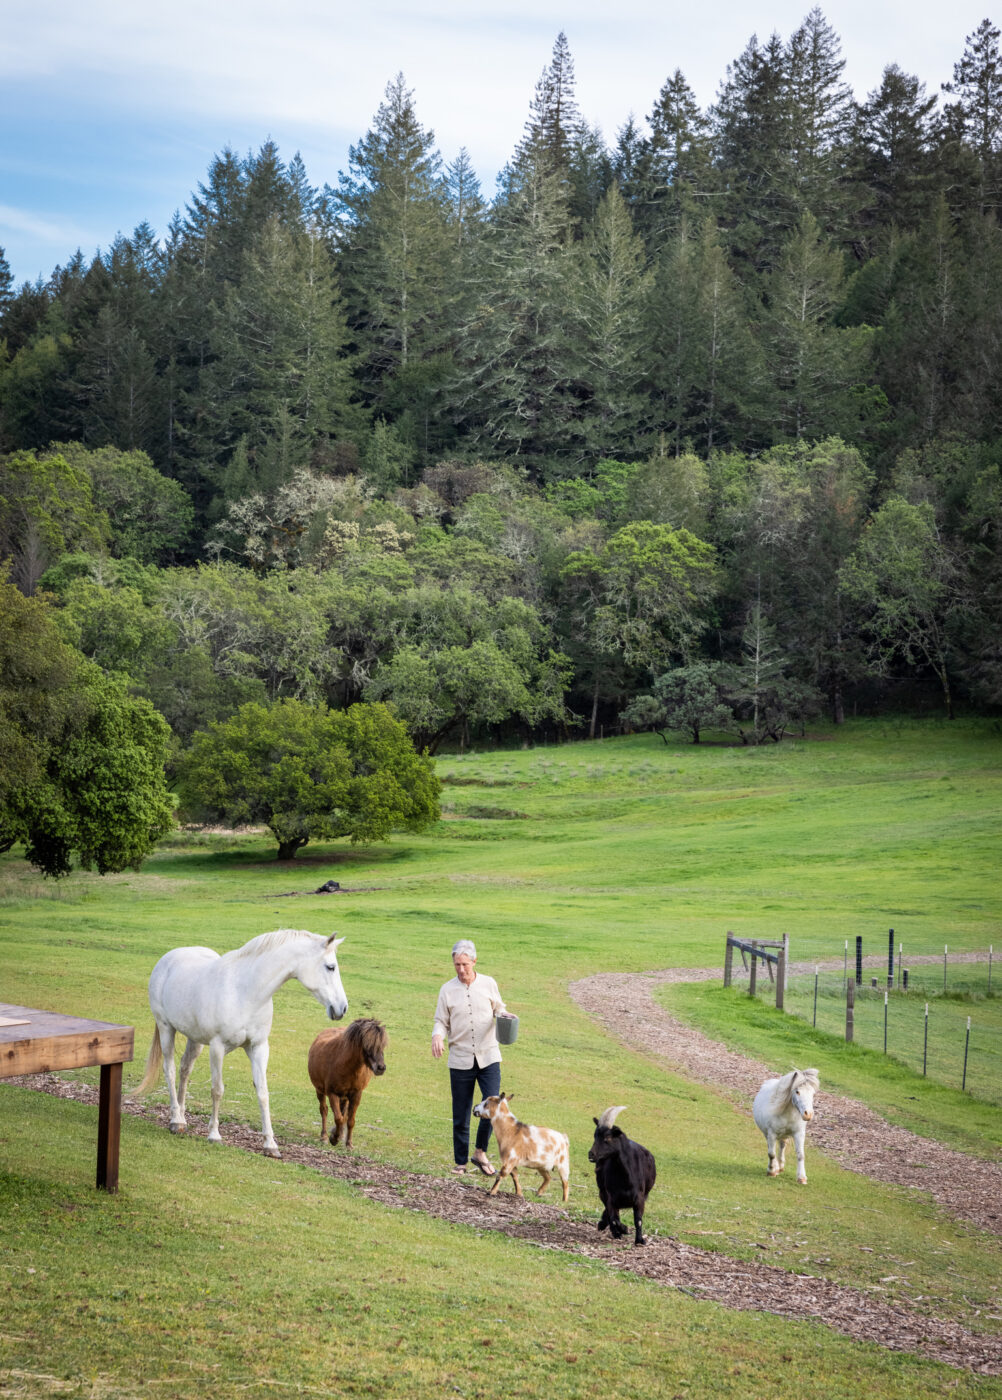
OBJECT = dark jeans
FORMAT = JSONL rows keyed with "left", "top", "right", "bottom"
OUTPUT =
{"left": 449, "top": 1058, "right": 501, "bottom": 1164}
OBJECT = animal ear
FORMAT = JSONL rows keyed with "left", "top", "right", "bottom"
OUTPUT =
{"left": 327, "top": 935, "right": 345, "bottom": 949}
{"left": 505, "top": 1093, "right": 514, "bottom": 1103}
{"left": 593, "top": 1117, "right": 600, "bottom": 1127}
{"left": 611, "top": 1126, "right": 623, "bottom": 1138}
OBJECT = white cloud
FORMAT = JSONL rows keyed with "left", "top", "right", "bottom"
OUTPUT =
{"left": 0, "top": 203, "right": 84, "bottom": 244}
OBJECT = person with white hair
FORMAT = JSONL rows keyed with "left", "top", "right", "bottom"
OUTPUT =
{"left": 432, "top": 939, "right": 509, "bottom": 1176}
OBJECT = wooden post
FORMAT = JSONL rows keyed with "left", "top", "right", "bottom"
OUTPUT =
{"left": 845, "top": 980, "right": 855, "bottom": 1042}
{"left": 776, "top": 934, "right": 787, "bottom": 1011}
{"left": 724, "top": 935, "right": 734, "bottom": 989}
{"left": 96, "top": 1061, "right": 123, "bottom": 1192}
{"left": 749, "top": 943, "right": 758, "bottom": 999}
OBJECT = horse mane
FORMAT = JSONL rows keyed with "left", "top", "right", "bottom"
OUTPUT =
{"left": 774, "top": 1068, "right": 819, "bottom": 1111}
{"left": 228, "top": 928, "right": 322, "bottom": 960}
{"left": 597, "top": 1105, "right": 627, "bottom": 1130}
{"left": 343, "top": 1017, "right": 388, "bottom": 1055}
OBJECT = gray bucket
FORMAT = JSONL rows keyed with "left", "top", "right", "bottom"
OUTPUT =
{"left": 495, "top": 1012, "right": 519, "bottom": 1045}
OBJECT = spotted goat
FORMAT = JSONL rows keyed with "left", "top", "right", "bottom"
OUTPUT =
{"left": 472, "top": 1092, "right": 570, "bottom": 1201}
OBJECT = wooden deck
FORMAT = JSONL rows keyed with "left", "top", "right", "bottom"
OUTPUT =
{"left": 0, "top": 1003, "right": 134, "bottom": 1191}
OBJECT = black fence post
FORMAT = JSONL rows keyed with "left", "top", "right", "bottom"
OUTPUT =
{"left": 962, "top": 1017, "right": 971, "bottom": 1091}
{"left": 887, "top": 928, "right": 895, "bottom": 990}
{"left": 855, "top": 936, "right": 863, "bottom": 987}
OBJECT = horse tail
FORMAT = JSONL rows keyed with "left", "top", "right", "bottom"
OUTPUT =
{"left": 134, "top": 1026, "right": 163, "bottom": 1096}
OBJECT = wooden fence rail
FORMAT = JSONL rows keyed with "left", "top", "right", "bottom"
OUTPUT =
{"left": 723, "top": 932, "right": 789, "bottom": 1010}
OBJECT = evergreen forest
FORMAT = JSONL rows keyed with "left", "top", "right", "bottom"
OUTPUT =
{"left": 2, "top": 11, "right": 1002, "bottom": 782}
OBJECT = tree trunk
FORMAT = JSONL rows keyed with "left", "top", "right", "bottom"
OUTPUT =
{"left": 276, "top": 838, "right": 307, "bottom": 860}
{"left": 832, "top": 678, "right": 845, "bottom": 726}
{"left": 589, "top": 676, "right": 600, "bottom": 740}
{"left": 939, "top": 666, "right": 954, "bottom": 719}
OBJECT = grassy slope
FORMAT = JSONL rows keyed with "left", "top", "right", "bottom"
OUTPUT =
{"left": 1, "top": 719, "right": 1000, "bottom": 1398}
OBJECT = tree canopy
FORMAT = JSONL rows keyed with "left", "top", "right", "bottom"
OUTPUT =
{"left": 176, "top": 698, "right": 440, "bottom": 858}
{"left": 0, "top": 576, "right": 174, "bottom": 876}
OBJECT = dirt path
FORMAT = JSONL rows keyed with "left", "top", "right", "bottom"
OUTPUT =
{"left": 7, "top": 1065, "right": 1002, "bottom": 1378}
{"left": 568, "top": 953, "right": 1002, "bottom": 1238}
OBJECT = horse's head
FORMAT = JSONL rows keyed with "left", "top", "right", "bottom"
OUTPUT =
{"left": 361, "top": 1018, "right": 388, "bottom": 1075}
{"left": 790, "top": 1069, "right": 819, "bottom": 1121}
{"left": 308, "top": 934, "right": 348, "bottom": 1021}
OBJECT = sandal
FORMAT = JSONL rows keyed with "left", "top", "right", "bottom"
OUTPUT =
{"left": 452, "top": 1164, "right": 468, "bottom": 1175}
{"left": 473, "top": 1156, "right": 496, "bottom": 1177}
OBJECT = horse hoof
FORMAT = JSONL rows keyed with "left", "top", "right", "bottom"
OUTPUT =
{"left": 797, "top": 1178, "right": 807, "bottom": 1185}
{"left": 168, "top": 1123, "right": 185, "bottom": 1135}
{"left": 263, "top": 1147, "right": 282, "bottom": 1159}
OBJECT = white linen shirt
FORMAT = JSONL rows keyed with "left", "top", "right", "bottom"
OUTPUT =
{"left": 432, "top": 973, "right": 506, "bottom": 1069}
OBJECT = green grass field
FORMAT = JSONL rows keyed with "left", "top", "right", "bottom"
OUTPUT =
{"left": 2, "top": 718, "right": 1001, "bottom": 1398}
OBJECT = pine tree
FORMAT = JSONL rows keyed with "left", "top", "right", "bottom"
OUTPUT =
{"left": 445, "top": 148, "right": 486, "bottom": 249}
{"left": 712, "top": 31, "right": 796, "bottom": 276}
{"left": 516, "top": 32, "right": 582, "bottom": 180}
{"left": 760, "top": 212, "right": 868, "bottom": 440}
{"left": 875, "top": 197, "right": 960, "bottom": 441}
{"left": 452, "top": 152, "right": 577, "bottom": 472}
{"left": 784, "top": 8, "right": 856, "bottom": 235}
{"left": 329, "top": 74, "right": 454, "bottom": 416}
{"left": 0, "top": 246, "right": 13, "bottom": 316}
{"left": 647, "top": 217, "right": 758, "bottom": 454}
{"left": 191, "top": 216, "right": 352, "bottom": 504}
{"left": 941, "top": 18, "right": 1002, "bottom": 213}
{"left": 857, "top": 65, "right": 938, "bottom": 239}
{"left": 567, "top": 183, "right": 653, "bottom": 461}
{"left": 643, "top": 69, "right": 714, "bottom": 248}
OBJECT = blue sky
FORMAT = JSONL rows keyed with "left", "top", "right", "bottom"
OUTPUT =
{"left": 0, "top": 1, "right": 991, "bottom": 286}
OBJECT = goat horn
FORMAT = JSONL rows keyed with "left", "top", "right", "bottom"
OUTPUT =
{"left": 597, "top": 1105, "right": 627, "bottom": 1129}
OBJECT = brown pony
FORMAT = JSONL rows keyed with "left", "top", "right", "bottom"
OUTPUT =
{"left": 307, "top": 1017, "right": 387, "bottom": 1148}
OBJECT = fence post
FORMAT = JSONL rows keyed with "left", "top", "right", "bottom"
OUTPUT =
{"left": 887, "top": 928, "right": 895, "bottom": 990}
{"left": 776, "top": 934, "right": 788, "bottom": 1011}
{"left": 962, "top": 1016, "right": 971, "bottom": 1090}
{"left": 724, "top": 934, "right": 734, "bottom": 989}
{"left": 749, "top": 943, "right": 758, "bottom": 999}
{"left": 855, "top": 935, "right": 863, "bottom": 986}
{"left": 845, "top": 980, "right": 855, "bottom": 1042}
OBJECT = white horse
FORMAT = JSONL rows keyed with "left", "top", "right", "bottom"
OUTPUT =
{"left": 752, "top": 1068, "right": 819, "bottom": 1185}
{"left": 135, "top": 928, "right": 348, "bottom": 1158}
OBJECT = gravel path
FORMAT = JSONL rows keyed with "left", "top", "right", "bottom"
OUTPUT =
{"left": 568, "top": 953, "right": 1002, "bottom": 1238}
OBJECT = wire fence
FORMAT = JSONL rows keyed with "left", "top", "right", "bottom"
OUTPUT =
{"left": 781, "top": 958, "right": 1001, "bottom": 1108}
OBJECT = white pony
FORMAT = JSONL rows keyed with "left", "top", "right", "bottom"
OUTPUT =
{"left": 752, "top": 1068, "right": 819, "bottom": 1185}
{"left": 136, "top": 929, "right": 348, "bottom": 1158}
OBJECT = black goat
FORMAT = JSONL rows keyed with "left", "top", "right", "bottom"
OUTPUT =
{"left": 587, "top": 1105, "right": 657, "bottom": 1247}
